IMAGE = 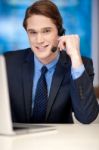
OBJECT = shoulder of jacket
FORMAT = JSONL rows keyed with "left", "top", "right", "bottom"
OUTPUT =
{"left": 4, "top": 48, "right": 31, "bottom": 57}
{"left": 4, "top": 48, "right": 32, "bottom": 61}
{"left": 82, "top": 56, "right": 93, "bottom": 65}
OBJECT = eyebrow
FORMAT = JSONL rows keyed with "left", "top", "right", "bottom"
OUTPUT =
{"left": 27, "top": 27, "right": 52, "bottom": 32}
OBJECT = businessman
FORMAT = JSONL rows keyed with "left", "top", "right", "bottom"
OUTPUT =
{"left": 4, "top": 0, "right": 98, "bottom": 124}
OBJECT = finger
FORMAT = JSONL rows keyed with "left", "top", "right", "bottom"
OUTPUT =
{"left": 57, "top": 43, "right": 62, "bottom": 51}
{"left": 59, "top": 41, "right": 66, "bottom": 50}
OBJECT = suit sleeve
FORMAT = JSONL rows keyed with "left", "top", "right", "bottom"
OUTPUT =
{"left": 70, "top": 57, "right": 99, "bottom": 123}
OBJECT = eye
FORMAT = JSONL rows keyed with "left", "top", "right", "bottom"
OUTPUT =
{"left": 43, "top": 29, "right": 51, "bottom": 33}
{"left": 31, "top": 31, "right": 36, "bottom": 34}
{"left": 28, "top": 30, "right": 37, "bottom": 35}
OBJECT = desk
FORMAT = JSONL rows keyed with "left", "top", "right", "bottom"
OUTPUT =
{"left": 0, "top": 124, "right": 99, "bottom": 150}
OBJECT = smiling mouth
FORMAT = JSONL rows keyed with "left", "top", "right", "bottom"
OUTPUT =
{"left": 36, "top": 45, "right": 49, "bottom": 51}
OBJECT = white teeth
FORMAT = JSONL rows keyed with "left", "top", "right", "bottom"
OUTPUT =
{"left": 36, "top": 45, "right": 48, "bottom": 51}
{"left": 39, "top": 48, "right": 44, "bottom": 51}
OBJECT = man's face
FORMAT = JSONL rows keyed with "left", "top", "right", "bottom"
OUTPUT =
{"left": 26, "top": 14, "right": 59, "bottom": 64}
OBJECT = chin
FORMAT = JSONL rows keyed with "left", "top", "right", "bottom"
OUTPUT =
{"left": 37, "top": 52, "right": 53, "bottom": 63}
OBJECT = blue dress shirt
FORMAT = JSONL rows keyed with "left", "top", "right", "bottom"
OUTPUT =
{"left": 32, "top": 53, "right": 85, "bottom": 109}
{"left": 32, "top": 54, "right": 59, "bottom": 109}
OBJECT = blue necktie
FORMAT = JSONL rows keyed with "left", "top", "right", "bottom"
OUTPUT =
{"left": 32, "top": 66, "right": 48, "bottom": 123}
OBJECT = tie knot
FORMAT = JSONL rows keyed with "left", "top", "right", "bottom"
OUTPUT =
{"left": 41, "top": 66, "right": 48, "bottom": 74}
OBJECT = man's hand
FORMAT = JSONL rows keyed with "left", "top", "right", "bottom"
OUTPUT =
{"left": 58, "top": 35, "right": 83, "bottom": 69}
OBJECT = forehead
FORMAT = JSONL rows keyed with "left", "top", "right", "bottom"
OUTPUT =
{"left": 26, "top": 14, "right": 56, "bottom": 30}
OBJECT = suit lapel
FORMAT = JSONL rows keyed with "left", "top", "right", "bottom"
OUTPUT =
{"left": 21, "top": 50, "right": 71, "bottom": 122}
{"left": 46, "top": 51, "right": 71, "bottom": 119}
{"left": 22, "top": 51, "right": 34, "bottom": 122}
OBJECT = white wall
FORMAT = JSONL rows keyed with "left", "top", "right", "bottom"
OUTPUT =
{"left": 92, "top": 0, "right": 99, "bottom": 87}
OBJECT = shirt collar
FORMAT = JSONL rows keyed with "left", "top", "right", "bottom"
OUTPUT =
{"left": 34, "top": 53, "right": 60, "bottom": 72}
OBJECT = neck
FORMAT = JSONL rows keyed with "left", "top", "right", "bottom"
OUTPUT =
{"left": 39, "top": 52, "right": 59, "bottom": 65}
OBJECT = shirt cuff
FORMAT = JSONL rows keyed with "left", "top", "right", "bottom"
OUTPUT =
{"left": 71, "top": 64, "right": 85, "bottom": 79}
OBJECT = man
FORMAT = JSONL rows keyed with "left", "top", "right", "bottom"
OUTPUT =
{"left": 4, "top": 0, "right": 98, "bottom": 123}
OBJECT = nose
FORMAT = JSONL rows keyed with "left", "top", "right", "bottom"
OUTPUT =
{"left": 36, "top": 33, "right": 44, "bottom": 44}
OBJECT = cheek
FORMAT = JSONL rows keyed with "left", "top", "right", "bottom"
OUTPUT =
{"left": 27, "top": 35, "right": 35, "bottom": 44}
{"left": 29, "top": 39, "right": 36, "bottom": 49}
{"left": 29, "top": 37, "right": 34, "bottom": 44}
{"left": 51, "top": 32, "right": 59, "bottom": 43}
{"left": 52, "top": 36, "right": 59, "bottom": 46}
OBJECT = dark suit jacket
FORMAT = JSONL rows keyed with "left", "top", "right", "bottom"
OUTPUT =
{"left": 4, "top": 48, "right": 99, "bottom": 124}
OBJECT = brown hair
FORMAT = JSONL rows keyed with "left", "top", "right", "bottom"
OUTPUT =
{"left": 23, "top": 0, "right": 65, "bottom": 36}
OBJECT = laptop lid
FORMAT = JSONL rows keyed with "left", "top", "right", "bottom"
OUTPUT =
{"left": 0, "top": 55, "right": 14, "bottom": 135}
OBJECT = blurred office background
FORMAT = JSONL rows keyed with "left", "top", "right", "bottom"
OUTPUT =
{"left": 0, "top": 0, "right": 99, "bottom": 92}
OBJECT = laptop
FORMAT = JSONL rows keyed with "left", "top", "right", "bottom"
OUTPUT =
{"left": 0, "top": 55, "right": 55, "bottom": 136}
